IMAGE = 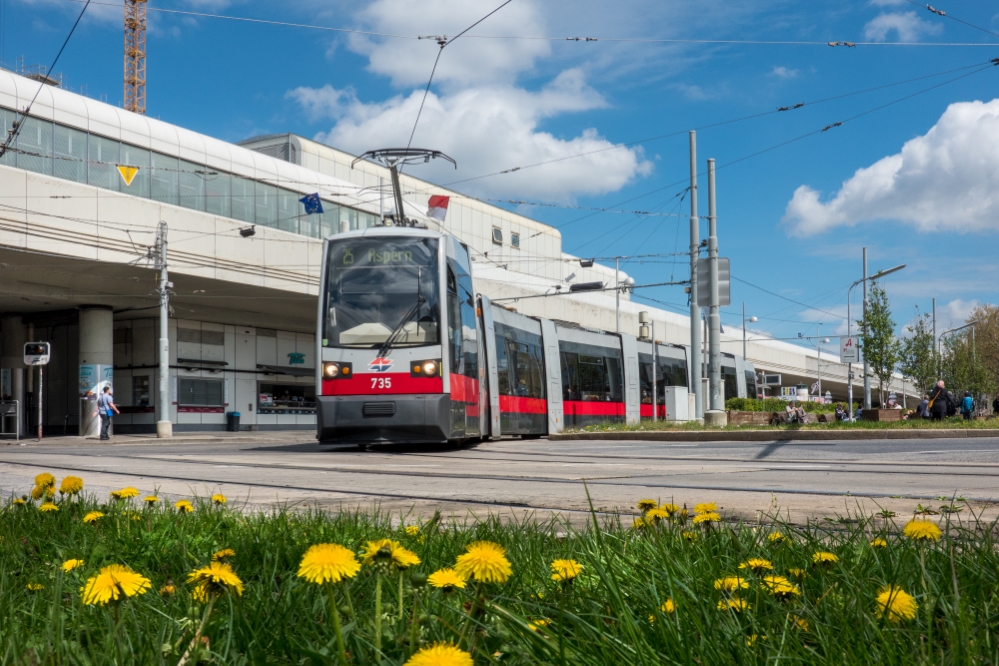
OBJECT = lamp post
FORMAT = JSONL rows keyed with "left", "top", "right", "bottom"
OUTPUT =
{"left": 846, "top": 262, "right": 906, "bottom": 420}
{"left": 816, "top": 325, "right": 830, "bottom": 402}
{"left": 742, "top": 303, "right": 757, "bottom": 360}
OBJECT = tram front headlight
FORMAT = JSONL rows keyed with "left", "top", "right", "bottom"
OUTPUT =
{"left": 422, "top": 361, "right": 438, "bottom": 376}
{"left": 411, "top": 359, "right": 441, "bottom": 377}
{"left": 323, "top": 362, "right": 340, "bottom": 378}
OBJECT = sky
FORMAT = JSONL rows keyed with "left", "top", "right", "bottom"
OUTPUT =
{"left": 3, "top": 0, "right": 998, "bottom": 356}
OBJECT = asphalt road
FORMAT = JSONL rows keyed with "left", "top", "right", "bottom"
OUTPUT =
{"left": 2, "top": 434, "right": 997, "bottom": 525}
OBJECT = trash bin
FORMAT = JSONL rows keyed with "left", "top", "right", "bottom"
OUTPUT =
{"left": 226, "top": 411, "right": 241, "bottom": 432}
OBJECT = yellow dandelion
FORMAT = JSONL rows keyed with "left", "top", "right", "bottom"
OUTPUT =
{"left": 212, "top": 548, "right": 236, "bottom": 561}
{"left": 427, "top": 567, "right": 467, "bottom": 592}
{"left": 661, "top": 598, "right": 676, "bottom": 613}
{"left": 211, "top": 493, "right": 226, "bottom": 505}
{"left": 360, "top": 538, "right": 421, "bottom": 569}
{"left": 174, "top": 499, "right": 194, "bottom": 513}
{"left": 637, "top": 499, "right": 658, "bottom": 512}
{"left": 646, "top": 507, "right": 672, "bottom": 521}
{"left": 404, "top": 642, "right": 474, "bottom": 666}
{"left": 297, "top": 543, "right": 361, "bottom": 585}
{"left": 718, "top": 598, "right": 749, "bottom": 612}
{"left": 31, "top": 485, "right": 54, "bottom": 500}
{"left": 12, "top": 498, "right": 26, "bottom": 506}
{"left": 83, "top": 511, "right": 104, "bottom": 524}
{"left": 793, "top": 616, "right": 810, "bottom": 632}
{"left": 692, "top": 512, "right": 721, "bottom": 525}
{"left": 38, "top": 503, "right": 59, "bottom": 513}
{"left": 59, "top": 476, "right": 84, "bottom": 496}
{"left": 681, "top": 530, "right": 699, "bottom": 542}
{"left": 738, "top": 558, "right": 773, "bottom": 574}
{"left": 80, "top": 564, "right": 151, "bottom": 605}
{"left": 550, "top": 559, "right": 583, "bottom": 582}
{"left": 714, "top": 576, "right": 749, "bottom": 592}
{"left": 788, "top": 568, "right": 807, "bottom": 579}
{"left": 876, "top": 585, "right": 918, "bottom": 622}
{"left": 35, "top": 472, "right": 55, "bottom": 487}
{"left": 767, "top": 532, "right": 786, "bottom": 544}
{"left": 143, "top": 496, "right": 159, "bottom": 505}
{"left": 160, "top": 584, "right": 175, "bottom": 596}
{"left": 187, "top": 561, "right": 243, "bottom": 600}
{"left": 903, "top": 519, "right": 942, "bottom": 542}
{"left": 27, "top": 583, "right": 44, "bottom": 591}
{"left": 631, "top": 517, "right": 646, "bottom": 530}
{"left": 110, "top": 487, "right": 139, "bottom": 500}
{"left": 405, "top": 525, "right": 421, "bottom": 536}
{"left": 693, "top": 502, "right": 717, "bottom": 514}
{"left": 761, "top": 575, "right": 800, "bottom": 599}
{"left": 659, "top": 502, "right": 680, "bottom": 514}
{"left": 812, "top": 551, "right": 839, "bottom": 565}
{"left": 454, "top": 541, "right": 513, "bottom": 584}
{"left": 528, "top": 618, "right": 551, "bottom": 631}
{"left": 870, "top": 538, "right": 888, "bottom": 549}
{"left": 62, "top": 559, "right": 85, "bottom": 572}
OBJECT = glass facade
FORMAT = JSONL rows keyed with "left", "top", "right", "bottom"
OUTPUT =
{"left": 0, "top": 105, "right": 379, "bottom": 238}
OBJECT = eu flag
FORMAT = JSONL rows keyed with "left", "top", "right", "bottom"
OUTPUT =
{"left": 300, "top": 193, "right": 324, "bottom": 215}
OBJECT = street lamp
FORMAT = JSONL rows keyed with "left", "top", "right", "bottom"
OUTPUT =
{"left": 846, "top": 262, "right": 906, "bottom": 419}
{"left": 742, "top": 302, "right": 757, "bottom": 360}
{"left": 816, "top": 326, "right": 830, "bottom": 401}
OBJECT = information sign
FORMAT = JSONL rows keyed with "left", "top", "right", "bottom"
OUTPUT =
{"left": 839, "top": 336, "right": 860, "bottom": 363}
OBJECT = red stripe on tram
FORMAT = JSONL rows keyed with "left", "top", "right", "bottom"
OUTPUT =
{"left": 563, "top": 400, "right": 626, "bottom": 417}
{"left": 640, "top": 404, "right": 667, "bottom": 418}
{"left": 499, "top": 396, "right": 548, "bottom": 415}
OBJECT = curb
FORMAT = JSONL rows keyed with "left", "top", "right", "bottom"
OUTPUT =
{"left": 550, "top": 429, "right": 999, "bottom": 442}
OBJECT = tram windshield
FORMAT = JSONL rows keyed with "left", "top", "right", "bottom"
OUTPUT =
{"left": 323, "top": 237, "right": 440, "bottom": 348}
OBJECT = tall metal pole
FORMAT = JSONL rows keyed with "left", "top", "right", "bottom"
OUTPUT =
{"left": 615, "top": 256, "right": 620, "bottom": 334}
{"left": 816, "top": 324, "right": 821, "bottom": 402}
{"left": 36, "top": 366, "right": 42, "bottom": 442}
{"left": 743, "top": 303, "right": 747, "bottom": 360}
{"left": 706, "top": 158, "right": 722, "bottom": 413}
{"left": 932, "top": 297, "right": 937, "bottom": 378}
{"left": 156, "top": 221, "right": 172, "bottom": 438}
{"left": 651, "top": 320, "right": 658, "bottom": 422}
{"left": 862, "top": 247, "right": 871, "bottom": 409}
{"left": 847, "top": 287, "right": 853, "bottom": 420}
{"left": 688, "top": 131, "right": 702, "bottom": 420}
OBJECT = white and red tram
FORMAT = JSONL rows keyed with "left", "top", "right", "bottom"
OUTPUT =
{"left": 316, "top": 227, "right": 756, "bottom": 445}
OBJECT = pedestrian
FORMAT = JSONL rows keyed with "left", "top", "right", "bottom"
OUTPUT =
{"left": 94, "top": 385, "right": 120, "bottom": 440}
{"left": 927, "top": 380, "right": 955, "bottom": 421}
{"left": 961, "top": 391, "right": 974, "bottom": 420}
{"left": 835, "top": 403, "right": 847, "bottom": 421}
{"left": 916, "top": 394, "right": 929, "bottom": 419}
{"left": 854, "top": 405, "right": 863, "bottom": 420}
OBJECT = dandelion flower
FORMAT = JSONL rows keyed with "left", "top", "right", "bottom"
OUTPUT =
{"left": 403, "top": 642, "right": 473, "bottom": 666}
{"left": 793, "top": 616, "right": 809, "bottom": 632}
{"left": 875, "top": 585, "right": 918, "bottom": 622}
{"left": 692, "top": 512, "right": 721, "bottom": 525}
{"left": 35, "top": 472, "right": 56, "bottom": 488}
{"left": 39, "top": 503, "right": 59, "bottom": 513}
{"left": 110, "top": 487, "right": 139, "bottom": 500}
{"left": 788, "top": 568, "right": 807, "bottom": 579}
{"left": 693, "top": 502, "right": 717, "bottom": 514}
{"left": 160, "top": 584, "right": 175, "bottom": 596}
{"left": 211, "top": 493, "right": 227, "bottom": 505}
{"left": 761, "top": 575, "right": 800, "bottom": 599}
{"left": 681, "top": 531, "right": 699, "bottom": 542}
{"left": 659, "top": 503, "right": 680, "bottom": 514}
{"left": 174, "top": 500, "right": 193, "bottom": 513}
{"left": 631, "top": 517, "right": 645, "bottom": 530}
{"left": 428, "top": 567, "right": 467, "bottom": 592}
{"left": 812, "top": 551, "right": 839, "bottom": 565}
{"left": 528, "top": 618, "right": 551, "bottom": 631}
{"left": 405, "top": 525, "right": 421, "bottom": 536}
{"left": 661, "top": 598, "right": 676, "bottom": 613}
{"left": 83, "top": 511, "right": 104, "bottom": 524}
{"left": 80, "top": 564, "right": 151, "bottom": 605}
{"left": 646, "top": 507, "right": 672, "bottom": 522}
{"left": 187, "top": 561, "right": 244, "bottom": 599}
{"left": 62, "top": 559, "right": 84, "bottom": 572}
{"left": 870, "top": 538, "right": 888, "bottom": 549}
{"left": 746, "top": 634, "right": 767, "bottom": 646}
{"left": 297, "top": 543, "right": 361, "bottom": 585}
{"left": 903, "top": 519, "right": 942, "bottom": 542}
{"left": 27, "top": 583, "right": 44, "bottom": 591}
{"left": 637, "top": 499, "right": 658, "bottom": 512}
{"left": 360, "top": 539, "right": 421, "bottom": 569}
{"left": 212, "top": 548, "right": 235, "bottom": 561}
{"left": 454, "top": 541, "right": 512, "bottom": 584}
{"left": 31, "top": 485, "right": 54, "bottom": 500}
{"left": 12, "top": 498, "right": 26, "bottom": 506}
{"left": 767, "top": 532, "right": 786, "bottom": 544}
{"left": 143, "top": 496, "right": 159, "bottom": 505}
{"left": 738, "top": 558, "right": 773, "bottom": 574}
{"left": 717, "top": 598, "right": 749, "bottom": 612}
{"left": 59, "top": 476, "right": 84, "bottom": 496}
{"left": 714, "top": 576, "right": 749, "bottom": 592}
{"left": 550, "top": 559, "right": 583, "bottom": 582}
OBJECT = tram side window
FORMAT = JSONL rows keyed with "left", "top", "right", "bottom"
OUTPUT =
{"left": 638, "top": 353, "right": 658, "bottom": 404}
{"left": 745, "top": 370, "right": 758, "bottom": 400}
{"left": 446, "top": 267, "right": 461, "bottom": 373}
{"left": 722, "top": 366, "right": 739, "bottom": 401}
{"left": 658, "top": 358, "right": 688, "bottom": 390}
{"left": 561, "top": 352, "right": 621, "bottom": 402}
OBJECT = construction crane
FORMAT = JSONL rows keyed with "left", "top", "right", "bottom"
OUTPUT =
{"left": 123, "top": 0, "right": 146, "bottom": 114}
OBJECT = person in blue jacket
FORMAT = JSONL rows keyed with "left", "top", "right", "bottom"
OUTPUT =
{"left": 961, "top": 391, "right": 975, "bottom": 420}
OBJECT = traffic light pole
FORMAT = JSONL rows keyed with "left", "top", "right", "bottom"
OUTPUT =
{"left": 706, "top": 158, "right": 723, "bottom": 416}
{"left": 688, "top": 131, "right": 703, "bottom": 421}
{"left": 156, "top": 221, "right": 172, "bottom": 438}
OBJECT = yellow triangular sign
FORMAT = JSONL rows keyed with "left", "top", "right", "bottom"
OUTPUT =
{"left": 117, "top": 165, "right": 139, "bottom": 187}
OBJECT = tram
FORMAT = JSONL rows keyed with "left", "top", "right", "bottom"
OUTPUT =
{"left": 315, "top": 226, "right": 757, "bottom": 445}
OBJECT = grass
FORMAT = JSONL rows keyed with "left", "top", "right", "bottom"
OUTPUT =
{"left": 569, "top": 416, "right": 999, "bottom": 433}
{"left": 4, "top": 477, "right": 999, "bottom": 664}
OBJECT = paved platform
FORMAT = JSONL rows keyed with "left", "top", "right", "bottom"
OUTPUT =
{"left": 1, "top": 432, "right": 996, "bottom": 527}
{"left": 553, "top": 428, "right": 999, "bottom": 442}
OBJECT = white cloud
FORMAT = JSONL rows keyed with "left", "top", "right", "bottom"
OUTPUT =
{"left": 289, "top": 69, "right": 653, "bottom": 200}
{"left": 771, "top": 66, "right": 799, "bottom": 79}
{"left": 943, "top": 298, "right": 979, "bottom": 328}
{"left": 863, "top": 11, "right": 942, "bottom": 42}
{"left": 782, "top": 99, "right": 999, "bottom": 236}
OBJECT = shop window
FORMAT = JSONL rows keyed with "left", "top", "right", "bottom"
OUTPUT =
{"left": 133, "top": 376, "right": 150, "bottom": 408}
{"left": 511, "top": 232, "right": 520, "bottom": 248}
{"left": 258, "top": 383, "right": 316, "bottom": 414}
{"left": 178, "top": 378, "right": 223, "bottom": 406}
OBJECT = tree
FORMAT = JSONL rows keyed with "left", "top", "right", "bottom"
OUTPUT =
{"left": 940, "top": 304, "right": 999, "bottom": 404}
{"left": 858, "top": 282, "right": 901, "bottom": 407}
{"left": 900, "top": 311, "right": 936, "bottom": 396}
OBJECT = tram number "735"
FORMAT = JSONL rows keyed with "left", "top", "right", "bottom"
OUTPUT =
{"left": 370, "top": 377, "right": 392, "bottom": 389}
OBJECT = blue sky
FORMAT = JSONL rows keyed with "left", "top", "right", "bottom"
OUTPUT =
{"left": 5, "top": 0, "right": 998, "bottom": 354}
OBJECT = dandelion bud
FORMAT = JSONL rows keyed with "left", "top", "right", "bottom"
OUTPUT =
{"left": 410, "top": 571, "right": 428, "bottom": 588}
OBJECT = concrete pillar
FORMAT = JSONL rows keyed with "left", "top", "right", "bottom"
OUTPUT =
{"left": 1, "top": 316, "right": 27, "bottom": 435}
{"left": 79, "top": 307, "right": 114, "bottom": 438}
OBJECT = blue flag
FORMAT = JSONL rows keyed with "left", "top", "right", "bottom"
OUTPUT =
{"left": 300, "top": 193, "right": 324, "bottom": 215}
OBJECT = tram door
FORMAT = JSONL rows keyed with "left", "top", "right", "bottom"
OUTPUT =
{"left": 445, "top": 238, "right": 479, "bottom": 439}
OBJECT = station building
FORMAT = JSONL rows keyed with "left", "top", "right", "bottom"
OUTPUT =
{"left": 0, "top": 69, "right": 890, "bottom": 436}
